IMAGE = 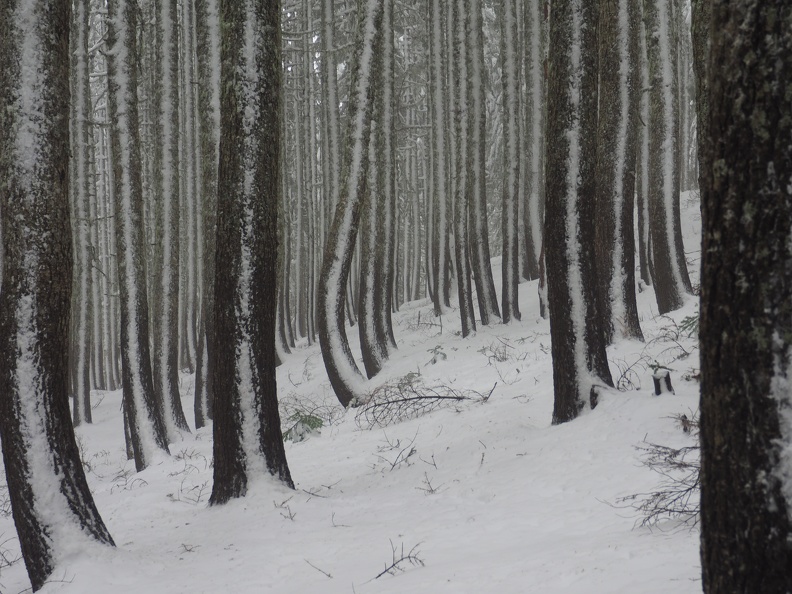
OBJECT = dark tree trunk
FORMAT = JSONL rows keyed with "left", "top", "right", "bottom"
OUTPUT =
{"left": 595, "top": 0, "right": 643, "bottom": 343}
{"left": 499, "top": 0, "right": 521, "bottom": 324}
{"left": 194, "top": 0, "right": 221, "bottom": 427}
{"left": 0, "top": 3, "right": 115, "bottom": 590}
{"left": 452, "top": 0, "right": 476, "bottom": 338}
{"left": 699, "top": 1, "right": 792, "bottom": 591}
{"left": 107, "top": 0, "right": 171, "bottom": 470}
{"left": 210, "top": 0, "right": 294, "bottom": 504}
{"left": 545, "top": 0, "right": 614, "bottom": 424}
{"left": 468, "top": 2, "right": 500, "bottom": 326}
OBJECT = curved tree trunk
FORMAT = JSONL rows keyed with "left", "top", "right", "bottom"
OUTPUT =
{"left": 317, "top": 0, "right": 384, "bottom": 407}
{"left": 699, "top": 1, "right": 792, "bottom": 589}
{"left": 210, "top": 0, "right": 293, "bottom": 504}
{"left": 546, "top": 0, "right": 614, "bottom": 424}
{"left": 0, "top": 3, "right": 116, "bottom": 589}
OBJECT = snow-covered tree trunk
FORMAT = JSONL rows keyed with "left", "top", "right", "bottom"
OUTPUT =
{"left": 429, "top": 0, "right": 450, "bottom": 317}
{"left": 545, "top": 0, "right": 614, "bottom": 424}
{"left": 499, "top": 0, "right": 522, "bottom": 324}
{"left": 690, "top": 0, "right": 710, "bottom": 191}
{"left": 70, "top": 0, "right": 94, "bottom": 425}
{"left": 107, "top": 0, "right": 171, "bottom": 470}
{"left": 522, "top": 0, "right": 546, "bottom": 283}
{"left": 468, "top": 1, "right": 500, "bottom": 325}
{"left": 699, "top": 1, "right": 792, "bottom": 588}
{"left": 182, "top": 0, "right": 199, "bottom": 374}
{"left": 376, "top": 0, "right": 397, "bottom": 349}
{"left": 636, "top": 12, "right": 653, "bottom": 288}
{"left": 594, "top": 0, "right": 643, "bottom": 343}
{"left": 210, "top": 0, "right": 294, "bottom": 504}
{"left": 643, "top": 0, "right": 693, "bottom": 314}
{"left": 452, "top": 0, "right": 476, "bottom": 338}
{"left": 0, "top": 3, "right": 116, "bottom": 589}
{"left": 318, "top": 0, "right": 384, "bottom": 407}
{"left": 151, "top": 0, "right": 190, "bottom": 440}
{"left": 193, "top": 0, "right": 220, "bottom": 427}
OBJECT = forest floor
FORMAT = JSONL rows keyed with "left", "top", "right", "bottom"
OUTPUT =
{"left": 0, "top": 192, "right": 703, "bottom": 594}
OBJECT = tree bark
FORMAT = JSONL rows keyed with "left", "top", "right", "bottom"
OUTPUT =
{"left": 545, "top": 0, "right": 614, "bottom": 424}
{"left": 210, "top": 0, "right": 294, "bottom": 504}
{"left": 595, "top": 0, "right": 643, "bottom": 342}
{"left": 699, "top": 1, "right": 792, "bottom": 590}
{"left": 107, "top": 0, "right": 171, "bottom": 470}
{"left": 0, "top": 3, "right": 115, "bottom": 589}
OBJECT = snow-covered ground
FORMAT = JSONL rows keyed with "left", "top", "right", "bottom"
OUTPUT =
{"left": 0, "top": 193, "right": 703, "bottom": 593}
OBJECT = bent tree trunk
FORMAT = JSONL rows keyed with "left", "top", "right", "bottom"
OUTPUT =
{"left": 0, "top": 3, "right": 115, "bottom": 590}
{"left": 699, "top": 0, "right": 792, "bottom": 590}
{"left": 210, "top": 0, "right": 294, "bottom": 505}
{"left": 317, "top": 0, "right": 384, "bottom": 408}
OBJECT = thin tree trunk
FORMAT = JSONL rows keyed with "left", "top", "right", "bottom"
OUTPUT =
{"left": 107, "top": 0, "right": 171, "bottom": 470}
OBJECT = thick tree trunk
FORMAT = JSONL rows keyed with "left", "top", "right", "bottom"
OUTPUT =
{"left": 210, "top": 0, "right": 293, "bottom": 504}
{"left": 0, "top": 3, "right": 115, "bottom": 590}
{"left": 545, "top": 0, "right": 614, "bottom": 424}
{"left": 107, "top": 0, "right": 171, "bottom": 470}
{"left": 690, "top": 0, "right": 710, "bottom": 191}
{"left": 699, "top": 1, "right": 792, "bottom": 590}
{"left": 595, "top": 0, "right": 643, "bottom": 343}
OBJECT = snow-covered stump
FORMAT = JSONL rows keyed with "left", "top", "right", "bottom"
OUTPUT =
{"left": 0, "top": 2, "right": 115, "bottom": 589}
{"left": 652, "top": 369, "right": 674, "bottom": 395}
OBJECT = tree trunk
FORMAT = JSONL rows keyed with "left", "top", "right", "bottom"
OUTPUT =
{"left": 194, "top": 0, "right": 221, "bottom": 427}
{"left": 317, "top": 0, "right": 384, "bottom": 407}
{"left": 107, "top": 0, "right": 171, "bottom": 470}
{"left": 70, "top": 0, "right": 94, "bottom": 425}
{"left": 500, "top": 0, "right": 522, "bottom": 324}
{"left": 594, "top": 0, "right": 643, "bottom": 343}
{"left": 643, "top": 0, "right": 693, "bottom": 313}
{"left": 699, "top": 1, "right": 792, "bottom": 590}
{"left": 545, "top": 0, "right": 614, "bottom": 424}
{"left": 452, "top": 0, "right": 476, "bottom": 337}
{"left": 0, "top": 3, "right": 115, "bottom": 589}
{"left": 210, "top": 0, "right": 294, "bottom": 504}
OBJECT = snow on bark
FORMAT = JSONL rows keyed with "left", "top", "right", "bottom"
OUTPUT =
{"left": 72, "top": 0, "right": 93, "bottom": 425}
{"left": 108, "top": 0, "right": 170, "bottom": 469}
{"left": 318, "top": 0, "right": 384, "bottom": 407}
{"left": 468, "top": 3, "right": 500, "bottom": 325}
{"left": 500, "top": 0, "right": 521, "bottom": 324}
{"left": 0, "top": 3, "right": 115, "bottom": 588}
{"left": 429, "top": 0, "right": 449, "bottom": 317}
